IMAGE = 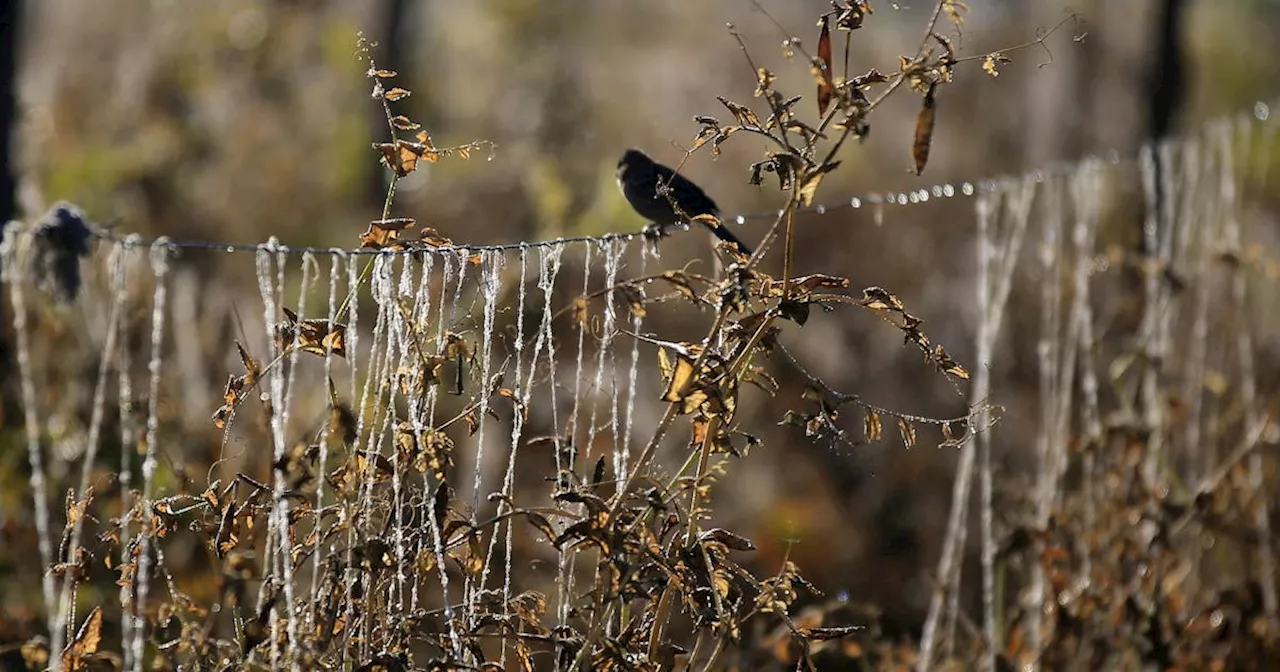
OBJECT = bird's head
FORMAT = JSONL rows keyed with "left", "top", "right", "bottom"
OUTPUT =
{"left": 617, "top": 148, "right": 652, "bottom": 180}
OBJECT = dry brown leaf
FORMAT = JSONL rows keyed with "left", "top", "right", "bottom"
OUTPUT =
{"left": 912, "top": 82, "right": 937, "bottom": 176}
{"left": 816, "top": 16, "right": 834, "bottom": 116}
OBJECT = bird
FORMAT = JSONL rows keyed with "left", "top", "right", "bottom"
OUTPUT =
{"left": 616, "top": 148, "right": 751, "bottom": 255}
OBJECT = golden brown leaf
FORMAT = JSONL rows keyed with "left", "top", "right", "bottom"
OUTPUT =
{"left": 61, "top": 606, "right": 103, "bottom": 670}
{"left": 864, "top": 411, "right": 882, "bottom": 442}
{"left": 912, "top": 82, "right": 937, "bottom": 176}
{"left": 816, "top": 16, "right": 834, "bottom": 116}
{"left": 982, "top": 53, "right": 1010, "bottom": 78}
{"left": 943, "top": 0, "right": 969, "bottom": 26}
{"left": 659, "top": 349, "right": 698, "bottom": 405}
{"left": 717, "top": 96, "right": 763, "bottom": 128}
{"left": 383, "top": 87, "right": 411, "bottom": 101}
{"left": 859, "top": 286, "right": 905, "bottom": 312}
{"left": 898, "top": 419, "right": 917, "bottom": 448}
{"left": 359, "top": 217, "right": 415, "bottom": 249}
{"left": 755, "top": 68, "right": 777, "bottom": 97}
{"left": 390, "top": 115, "right": 420, "bottom": 130}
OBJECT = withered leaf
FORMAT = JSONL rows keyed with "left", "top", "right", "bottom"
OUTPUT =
{"left": 816, "top": 16, "right": 834, "bottom": 116}
{"left": 800, "top": 625, "right": 866, "bottom": 640}
{"left": 854, "top": 68, "right": 891, "bottom": 86}
{"left": 755, "top": 68, "right": 777, "bottom": 97}
{"left": 236, "top": 342, "right": 261, "bottom": 384}
{"left": 416, "top": 227, "right": 454, "bottom": 248}
{"left": 865, "top": 410, "right": 882, "bottom": 442}
{"left": 359, "top": 218, "right": 416, "bottom": 250}
{"left": 859, "top": 286, "right": 905, "bottom": 312}
{"left": 390, "top": 114, "right": 419, "bottom": 129}
{"left": 658, "top": 347, "right": 698, "bottom": 406}
{"left": 943, "top": 0, "right": 969, "bottom": 26}
{"left": 698, "top": 528, "right": 756, "bottom": 551}
{"left": 898, "top": 418, "right": 917, "bottom": 448}
{"left": 383, "top": 87, "right": 411, "bottom": 101}
{"left": 789, "top": 274, "right": 851, "bottom": 295}
{"left": 554, "top": 490, "right": 609, "bottom": 517}
{"left": 61, "top": 606, "right": 103, "bottom": 670}
{"left": 717, "top": 96, "right": 763, "bottom": 128}
{"left": 982, "top": 52, "right": 1010, "bottom": 78}
{"left": 933, "top": 344, "right": 970, "bottom": 380}
{"left": 659, "top": 271, "right": 699, "bottom": 303}
{"left": 592, "top": 456, "right": 607, "bottom": 486}
{"left": 524, "top": 512, "right": 557, "bottom": 543}
{"left": 778, "top": 299, "right": 810, "bottom": 326}
{"left": 372, "top": 141, "right": 419, "bottom": 177}
{"left": 620, "top": 285, "right": 646, "bottom": 318}
{"left": 912, "top": 82, "right": 938, "bottom": 176}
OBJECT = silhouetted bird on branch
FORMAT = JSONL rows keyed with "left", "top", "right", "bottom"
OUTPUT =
{"left": 616, "top": 148, "right": 751, "bottom": 255}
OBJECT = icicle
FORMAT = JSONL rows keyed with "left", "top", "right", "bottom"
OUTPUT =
{"left": 283, "top": 253, "right": 319, "bottom": 442}
{"left": 519, "top": 244, "right": 567, "bottom": 624}
{"left": 1221, "top": 117, "right": 1279, "bottom": 616}
{"left": 1138, "top": 144, "right": 1165, "bottom": 484}
{"left": 1027, "top": 171, "right": 1071, "bottom": 664}
{"left": 132, "top": 238, "right": 172, "bottom": 672}
{"left": 619, "top": 243, "right": 648, "bottom": 485}
{"left": 920, "top": 178, "right": 1034, "bottom": 672}
{"left": 1069, "top": 159, "right": 1105, "bottom": 582}
{"left": 255, "top": 237, "right": 298, "bottom": 664}
{"left": 409, "top": 251, "right": 436, "bottom": 613}
{"left": 5, "top": 222, "right": 58, "bottom": 649}
{"left": 347, "top": 254, "right": 362, "bottom": 428}
{"left": 464, "top": 250, "right": 504, "bottom": 620}
{"left": 567, "top": 243, "right": 594, "bottom": 479}
{"left": 524, "top": 245, "right": 565, "bottom": 460}
{"left": 495, "top": 247, "right": 530, "bottom": 667}
{"left": 115, "top": 235, "right": 140, "bottom": 671}
{"left": 402, "top": 249, "right": 465, "bottom": 659}
{"left": 587, "top": 240, "right": 624, "bottom": 480}
{"left": 310, "top": 250, "right": 346, "bottom": 627}
{"left": 51, "top": 240, "right": 128, "bottom": 662}
{"left": 356, "top": 255, "right": 401, "bottom": 659}
{"left": 388, "top": 254, "right": 418, "bottom": 615}
{"left": 426, "top": 252, "right": 456, "bottom": 428}
{"left": 1180, "top": 132, "right": 1214, "bottom": 479}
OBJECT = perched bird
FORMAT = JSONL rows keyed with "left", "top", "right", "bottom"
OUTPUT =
{"left": 616, "top": 148, "right": 751, "bottom": 254}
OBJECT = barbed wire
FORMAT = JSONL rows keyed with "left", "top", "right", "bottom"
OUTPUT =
{"left": 82, "top": 99, "right": 1276, "bottom": 258}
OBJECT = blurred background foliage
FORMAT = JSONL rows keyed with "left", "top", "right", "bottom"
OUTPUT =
{"left": 4, "top": 0, "right": 1280, "bottom": 650}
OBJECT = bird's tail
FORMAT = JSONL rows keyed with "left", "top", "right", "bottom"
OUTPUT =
{"left": 703, "top": 220, "right": 752, "bottom": 256}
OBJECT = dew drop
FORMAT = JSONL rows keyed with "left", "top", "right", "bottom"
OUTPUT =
{"left": 961, "top": 182, "right": 975, "bottom": 196}
{"left": 942, "top": 184, "right": 955, "bottom": 197}
{"left": 1256, "top": 101, "right": 1271, "bottom": 122}
{"left": 735, "top": 215, "right": 746, "bottom": 225}
{"left": 851, "top": 197, "right": 862, "bottom": 209}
